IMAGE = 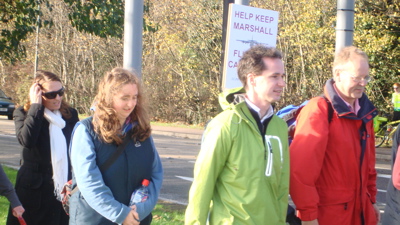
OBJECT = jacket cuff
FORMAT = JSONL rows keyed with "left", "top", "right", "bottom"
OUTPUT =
{"left": 7, "top": 191, "right": 22, "bottom": 209}
{"left": 115, "top": 205, "right": 131, "bottom": 225}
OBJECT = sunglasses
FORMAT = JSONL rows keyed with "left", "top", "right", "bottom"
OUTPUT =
{"left": 394, "top": 87, "right": 398, "bottom": 89}
{"left": 42, "top": 87, "right": 65, "bottom": 99}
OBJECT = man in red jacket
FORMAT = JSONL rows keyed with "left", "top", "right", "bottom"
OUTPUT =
{"left": 290, "top": 46, "right": 380, "bottom": 225}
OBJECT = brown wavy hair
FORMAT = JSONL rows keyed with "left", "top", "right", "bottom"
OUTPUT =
{"left": 93, "top": 67, "right": 151, "bottom": 144}
{"left": 237, "top": 45, "right": 283, "bottom": 89}
{"left": 24, "top": 70, "right": 72, "bottom": 119}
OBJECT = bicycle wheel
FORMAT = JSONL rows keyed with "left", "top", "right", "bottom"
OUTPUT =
{"left": 375, "top": 126, "right": 388, "bottom": 148}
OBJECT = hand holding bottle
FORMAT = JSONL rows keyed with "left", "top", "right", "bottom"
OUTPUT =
{"left": 122, "top": 206, "right": 140, "bottom": 225}
{"left": 129, "top": 179, "right": 150, "bottom": 206}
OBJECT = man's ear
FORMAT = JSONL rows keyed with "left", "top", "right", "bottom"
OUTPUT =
{"left": 333, "top": 69, "right": 341, "bottom": 82}
{"left": 247, "top": 73, "right": 255, "bottom": 86}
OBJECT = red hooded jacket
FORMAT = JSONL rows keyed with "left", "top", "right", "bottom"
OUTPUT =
{"left": 290, "top": 79, "right": 378, "bottom": 225}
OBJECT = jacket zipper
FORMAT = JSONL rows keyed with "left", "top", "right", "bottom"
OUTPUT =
{"left": 265, "top": 140, "right": 273, "bottom": 176}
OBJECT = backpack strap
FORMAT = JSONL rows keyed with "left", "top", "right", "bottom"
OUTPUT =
{"left": 99, "top": 130, "right": 132, "bottom": 173}
{"left": 70, "top": 124, "right": 133, "bottom": 195}
{"left": 322, "top": 96, "right": 334, "bottom": 123}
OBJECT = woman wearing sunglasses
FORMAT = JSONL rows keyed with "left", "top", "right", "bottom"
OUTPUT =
{"left": 7, "top": 70, "right": 79, "bottom": 225}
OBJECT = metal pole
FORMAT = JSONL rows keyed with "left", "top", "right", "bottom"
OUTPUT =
{"left": 34, "top": 4, "right": 41, "bottom": 77}
{"left": 234, "top": 0, "right": 249, "bottom": 5}
{"left": 335, "top": 0, "right": 355, "bottom": 54}
{"left": 220, "top": 0, "right": 249, "bottom": 89}
{"left": 123, "top": 0, "right": 144, "bottom": 78}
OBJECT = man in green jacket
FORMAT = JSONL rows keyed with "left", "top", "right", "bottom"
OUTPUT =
{"left": 185, "top": 45, "right": 289, "bottom": 225}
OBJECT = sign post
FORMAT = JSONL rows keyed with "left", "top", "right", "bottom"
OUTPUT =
{"left": 222, "top": 4, "right": 279, "bottom": 90}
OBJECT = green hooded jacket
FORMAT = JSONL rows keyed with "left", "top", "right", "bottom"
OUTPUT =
{"left": 185, "top": 87, "right": 289, "bottom": 225}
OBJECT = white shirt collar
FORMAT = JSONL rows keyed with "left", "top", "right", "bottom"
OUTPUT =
{"left": 244, "top": 97, "right": 274, "bottom": 122}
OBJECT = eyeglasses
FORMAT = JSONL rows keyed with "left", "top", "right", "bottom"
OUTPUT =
{"left": 42, "top": 87, "right": 65, "bottom": 99}
{"left": 342, "top": 71, "right": 373, "bottom": 83}
{"left": 351, "top": 75, "right": 372, "bottom": 83}
{"left": 394, "top": 87, "right": 398, "bottom": 89}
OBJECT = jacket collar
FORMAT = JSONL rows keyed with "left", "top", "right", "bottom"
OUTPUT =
{"left": 324, "top": 79, "right": 377, "bottom": 123}
{"left": 218, "top": 87, "right": 246, "bottom": 110}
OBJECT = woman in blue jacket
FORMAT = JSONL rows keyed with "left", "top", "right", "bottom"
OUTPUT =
{"left": 69, "top": 68, "right": 163, "bottom": 225}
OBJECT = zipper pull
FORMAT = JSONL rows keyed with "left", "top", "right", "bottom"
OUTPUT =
{"left": 267, "top": 141, "right": 273, "bottom": 152}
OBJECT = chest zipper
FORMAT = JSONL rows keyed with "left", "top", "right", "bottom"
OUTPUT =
{"left": 264, "top": 136, "right": 284, "bottom": 177}
{"left": 265, "top": 141, "right": 273, "bottom": 176}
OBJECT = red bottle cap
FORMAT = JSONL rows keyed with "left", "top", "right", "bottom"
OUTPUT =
{"left": 142, "top": 179, "right": 150, "bottom": 186}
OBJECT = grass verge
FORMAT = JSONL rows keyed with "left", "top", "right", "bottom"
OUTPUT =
{"left": 0, "top": 165, "right": 185, "bottom": 224}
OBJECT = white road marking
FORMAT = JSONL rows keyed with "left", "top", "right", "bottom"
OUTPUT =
{"left": 175, "top": 176, "right": 194, "bottom": 182}
{"left": 158, "top": 197, "right": 187, "bottom": 206}
{"left": 378, "top": 174, "right": 391, "bottom": 179}
{"left": 0, "top": 134, "right": 16, "bottom": 138}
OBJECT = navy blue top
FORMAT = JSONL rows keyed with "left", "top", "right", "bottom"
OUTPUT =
{"left": 69, "top": 117, "right": 163, "bottom": 224}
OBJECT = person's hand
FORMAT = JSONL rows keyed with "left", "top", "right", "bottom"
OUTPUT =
{"left": 130, "top": 204, "right": 140, "bottom": 221}
{"left": 12, "top": 205, "right": 25, "bottom": 218}
{"left": 302, "top": 219, "right": 319, "bottom": 225}
{"left": 373, "top": 203, "right": 380, "bottom": 224}
{"left": 122, "top": 205, "right": 140, "bottom": 225}
{"left": 29, "top": 83, "right": 42, "bottom": 104}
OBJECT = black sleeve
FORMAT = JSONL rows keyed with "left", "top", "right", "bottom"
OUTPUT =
{"left": 13, "top": 104, "right": 45, "bottom": 148}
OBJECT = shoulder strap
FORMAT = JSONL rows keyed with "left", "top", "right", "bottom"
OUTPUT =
{"left": 322, "top": 96, "right": 334, "bottom": 123}
{"left": 78, "top": 117, "right": 132, "bottom": 173}
{"left": 69, "top": 130, "right": 133, "bottom": 195}
{"left": 99, "top": 130, "right": 133, "bottom": 173}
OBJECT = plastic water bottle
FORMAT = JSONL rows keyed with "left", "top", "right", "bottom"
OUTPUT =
{"left": 129, "top": 179, "right": 150, "bottom": 206}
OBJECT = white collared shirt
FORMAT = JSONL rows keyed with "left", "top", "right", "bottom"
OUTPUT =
{"left": 244, "top": 97, "right": 274, "bottom": 122}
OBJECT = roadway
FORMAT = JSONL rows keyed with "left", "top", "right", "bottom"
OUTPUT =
{"left": 0, "top": 116, "right": 199, "bottom": 206}
{"left": 0, "top": 116, "right": 393, "bottom": 216}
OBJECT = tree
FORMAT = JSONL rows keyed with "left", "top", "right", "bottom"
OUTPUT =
{"left": 1, "top": 0, "right": 399, "bottom": 125}
{"left": 142, "top": 0, "right": 222, "bottom": 124}
{"left": 63, "top": 0, "right": 124, "bottom": 38}
{"left": 354, "top": 0, "right": 400, "bottom": 114}
{"left": 0, "top": 0, "right": 51, "bottom": 63}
